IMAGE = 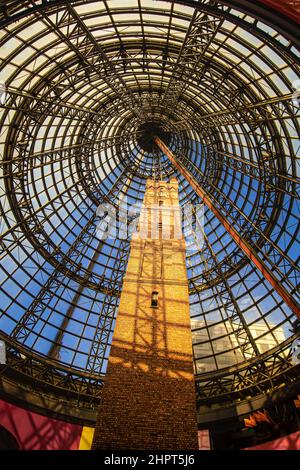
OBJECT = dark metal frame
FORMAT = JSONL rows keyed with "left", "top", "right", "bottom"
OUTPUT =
{"left": 0, "top": 0, "right": 299, "bottom": 411}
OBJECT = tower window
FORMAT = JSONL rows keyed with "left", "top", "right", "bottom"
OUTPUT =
{"left": 159, "top": 200, "right": 164, "bottom": 206}
{"left": 151, "top": 291, "right": 159, "bottom": 308}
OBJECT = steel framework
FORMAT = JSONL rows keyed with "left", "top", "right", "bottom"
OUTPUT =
{"left": 155, "top": 137, "right": 300, "bottom": 317}
{"left": 0, "top": 0, "right": 299, "bottom": 415}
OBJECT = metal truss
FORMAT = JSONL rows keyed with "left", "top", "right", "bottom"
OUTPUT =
{"left": 0, "top": 135, "right": 130, "bottom": 176}
{"left": 165, "top": 145, "right": 299, "bottom": 308}
{"left": 76, "top": 113, "right": 147, "bottom": 206}
{"left": 2, "top": 90, "right": 135, "bottom": 296}
{"left": 2, "top": 86, "right": 100, "bottom": 121}
{"left": 162, "top": 8, "right": 224, "bottom": 110}
{"left": 1, "top": 172, "right": 121, "bottom": 295}
{"left": 192, "top": 93, "right": 300, "bottom": 129}
{"left": 10, "top": 217, "right": 103, "bottom": 344}
{"left": 0, "top": 0, "right": 299, "bottom": 408}
{"left": 191, "top": 214, "right": 260, "bottom": 360}
{"left": 215, "top": 151, "right": 300, "bottom": 199}
{"left": 0, "top": 333, "right": 102, "bottom": 407}
{"left": 38, "top": 3, "right": 148, "bottom": 122}
{"left": 10, "top": 170, "right": 133, "bottom": 349}
{"left": 196, "top": 334, "right": 300, "bottom": 404}
{"left": 86, "top": 239, "right": 130, "bottom": 374}
{"left": 174, "top": 139, "right": 280, "bottom": 291}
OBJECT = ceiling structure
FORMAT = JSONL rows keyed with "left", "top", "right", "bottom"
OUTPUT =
{"left": 0, "top": 0, "right": 299, "bottom": 419}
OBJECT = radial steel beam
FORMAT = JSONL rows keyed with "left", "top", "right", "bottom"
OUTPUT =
{"left": 215, "top": 150, "right": 300, "bottom": 199}
{"left": 155, "top": 136, "right": 300, "bottom": 318}
{"left": 196, "top": 333, "right": 300, "bottom": 404}
{"left": 11, "top": 170, "right": 133, "bottom": 346}
{"left": 172, "top": 146, "right": 299, "bottom": 296}
{"left": 171, "top": 92, "right": 300, "bottom": 129}
{"left": 40, "top": 3, "right": 148, "bottom": 122}
{"left": 162, "top": 8, "right": 223, "bottom": 109}
{"left": 47, "top": 239, "right": 103, "bottom": 360}
{"left": 86, "top": 238, "right": 129, "bottom": 374}
{"left": 2, "top": 86, "right": 99, "bottom": 120}
{"left": 11, "top": 214, "right": 100, "bottom": 343}
{"left": 0, "top": 135, "right": 134, "bottom": 171}
{"left": 0, "top": 332, "right": 103, "bottom": 403}
{"left": 192, "top": 208, "right": 260, "bottom": 359}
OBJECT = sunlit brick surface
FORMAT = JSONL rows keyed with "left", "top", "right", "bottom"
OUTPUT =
{"left": 92, "top": 179, "right": 198, "bottom": 450}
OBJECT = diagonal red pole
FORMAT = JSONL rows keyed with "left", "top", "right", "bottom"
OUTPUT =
{"left": 155, "top": 136, "right": 300, "bottom": 318}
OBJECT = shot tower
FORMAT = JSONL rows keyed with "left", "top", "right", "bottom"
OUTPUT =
{"left": 92, "top": 178, "right": 198, "bottom": 449}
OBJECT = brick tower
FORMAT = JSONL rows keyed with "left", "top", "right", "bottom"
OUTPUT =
{"left": 92, "top": 178, "right": 198, "bottom": 450}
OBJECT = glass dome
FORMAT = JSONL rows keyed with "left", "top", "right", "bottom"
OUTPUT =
{"left": 0, "top": 0, "right": 299, "bottom": 412}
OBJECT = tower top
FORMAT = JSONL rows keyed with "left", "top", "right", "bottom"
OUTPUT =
{"left": 146, "top": 177, "right": 178, "bottom": 189}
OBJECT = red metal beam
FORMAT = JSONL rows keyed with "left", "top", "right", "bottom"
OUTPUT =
{"left": 155, "top": 136, "right": 300, "bottom": 318}
{"left": 259, "top": 0, "right": 300, "bottom": 25}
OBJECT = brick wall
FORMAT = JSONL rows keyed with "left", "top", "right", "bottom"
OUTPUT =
{"left": 92, "top": 179, "right": 198, "bottom": 450}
